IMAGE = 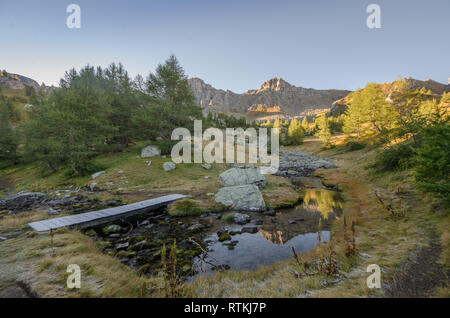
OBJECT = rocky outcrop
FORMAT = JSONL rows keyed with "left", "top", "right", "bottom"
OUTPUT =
{"left": 275, "top": 149, "right": 336, "bottom": 177}
{"left": 326, "top": 98, "right": 349, "bottom": 117}
{"left": 188, "top": 77, "right": 350, "bottom": 118}
{"left": 215, "top": 185, "right": 266, "bottom": 212}
{"left": 0, "top": 192, "right": 46, "bottom": 212}
{"left": 0, "top": 71, "right": 40, "bottom": 90}
{"left": 218, "top": 166, "right": 266, "bottom": 187}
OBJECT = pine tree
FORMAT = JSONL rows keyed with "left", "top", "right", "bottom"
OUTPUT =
{"left": 139, "top": 55, "right": 202, "bottom": 139}
{"left": 25, "top": 66, "right": 114, "bottom": 175}
{"left": 287, "top": 118, "right": 304, "bottom": 145}
{"left": 0, "top": 100, "right": 18, "bottom": 164}
{"left": 316, "top": 115, "right": 331, "bottom": 147}
{"left": 343, "top": 89, "right": 366, "bottom": 136}
{"left": 272, "top": 118, "right": 283, "bottom": 143}
{"left": 301, "top": 116, "right": 309, "bottom": 131}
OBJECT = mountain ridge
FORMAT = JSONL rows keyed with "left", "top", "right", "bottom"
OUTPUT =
{"left": 188, "top": 77, "right": 351, "bottom": 119}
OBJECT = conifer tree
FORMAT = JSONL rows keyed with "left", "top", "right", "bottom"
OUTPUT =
{"left": 316, "top": 115, "right": 331, "bottom": 146}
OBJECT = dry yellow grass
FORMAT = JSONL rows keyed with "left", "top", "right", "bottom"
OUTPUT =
{"left": 0, "top": 223, "right": 165, "bottom": 297}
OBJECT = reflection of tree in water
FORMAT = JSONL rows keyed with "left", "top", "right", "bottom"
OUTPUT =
{"left": 253, "top": 189, "right": 343, "bottom": 246}
{"left": 303, "top": 189, "right": 344, "bottom": 219}
{"left": 259, "top": 229, "right": 288, "bottom": 245}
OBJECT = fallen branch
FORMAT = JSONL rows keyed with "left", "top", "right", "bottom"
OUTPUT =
{"left": 188, "top": 237, "right": 222, "bottom": 271}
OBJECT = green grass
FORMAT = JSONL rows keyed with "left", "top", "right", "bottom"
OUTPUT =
{"left": 168, "top": 199, "right": 203, "bottom": 217}
{"left": 221, "top": 212, "right": 236, "bottom": 221}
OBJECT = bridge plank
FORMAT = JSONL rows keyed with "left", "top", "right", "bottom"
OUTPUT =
{"left": 28, "top": 194, "right": 187, "bottom": 232}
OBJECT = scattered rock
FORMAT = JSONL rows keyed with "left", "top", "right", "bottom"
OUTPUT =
{"left": 251, "top": 219, "right": 263, "bottom": 225}
{"left": 146, "top": 161, "right": 152, "bottom": 166}
{"left": 219, "top": 166, "right": 266, "bottom": 187}
{"left": 188, "top": 223, "right": 203, "bottom": 232}
{"left": 275, "top": 150, "right": 336, "bottom": 177}
{"left": 47, "top": 207, "right": 59, "bottom": 216}
{"left": 201, "top": 163, "right": 212, "bottom": 170}
{"left": 215, "top": 184, "right": 266, "bottom": 212}
{"left": 232, "top": 213, "right": 250, "bottom": 225}
{"left": 204, "top": 176, "right": 211, "bottom": 179}
{"left": 0, "top": 236, "right": 7, "bottom": 242}
{"left": 163, "top": 162, "right": 176, "bottom": 171}
{"left": 91, "top": 171, "right": 106, "bottom": 180}
{"left": 103, "top": 225, "right": 121, "bottom": 235}
{"left": 0, "top": 192, "right": 46, "bottom": 211}
{"left": 242, "top": 224, "right": 259, "bottom": 233}
{"left": 206, "top": 193, "right": 215, "bottom": 196}
{"left": 271, "top": 217, "right": 279, "bottom": 223}
{"left": 116, "top": 242, "right": 129, "bottom": 251}
{"left": 89, "top": 183, "right": 97, "bottom": 192}
{"left": 141, "top": 145, "right": 161, "bottom": 158}
{"left": 217, "top": 227, "right": 230, "bottom": 235}
{"left": 263, "top": 210, "right": 276, "bottom": 216}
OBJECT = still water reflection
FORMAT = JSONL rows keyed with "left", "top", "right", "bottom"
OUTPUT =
{"left": 193, "top": 188, "right": 343, "bottom": 275}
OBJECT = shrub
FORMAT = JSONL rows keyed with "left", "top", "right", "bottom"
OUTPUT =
{"left": 168, "top": 199, "right": 202, "bottom": 217}
{"left": 221, "top": 212, "right": 236, "bottom": 221}
{"left": 150, "top": 139, "right": 178, "bottom": 156}
{"left": 346, "top": 141, "right": 366, "bottom": 151}
{"left": 63, "top": 161, "right": 108, "bottom": 178}
{"left": 371, "top": 143, "right": 415, "bottom": 172}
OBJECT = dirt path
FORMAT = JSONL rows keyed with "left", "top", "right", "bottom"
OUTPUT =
{"left": 305, "top": 137, "right": 448, "bottom": 298}
{"left": 384, "top": 232, "right": 448, "bottom": 297}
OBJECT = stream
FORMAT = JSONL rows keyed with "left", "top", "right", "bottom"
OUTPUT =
{"left": 83, "top": 149, "right": 342, "bottom": 279}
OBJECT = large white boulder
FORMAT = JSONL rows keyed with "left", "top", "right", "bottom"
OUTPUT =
{"left": 215, "top": 184, "right": 266, "bottom": 212}
{"left": 141, "top": 145, "right": 161, "bottom": 158}
{"left": 219, "top": 166, "right": 266, "bottom": 187}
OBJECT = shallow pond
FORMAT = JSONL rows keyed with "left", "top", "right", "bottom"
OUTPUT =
{"left": 90, "top": 186, "right": 343, "bottom": 279}
{"left": 191, "top": 188, "right": 343, "bottom": 276}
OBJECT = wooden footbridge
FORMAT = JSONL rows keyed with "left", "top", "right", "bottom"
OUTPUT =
{"left": 28, "top": 194, "right": 187, "bottom": 232}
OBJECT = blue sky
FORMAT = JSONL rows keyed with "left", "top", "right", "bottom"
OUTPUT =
{"left": 0, "top": 0, "right": 449, "bottom": 92}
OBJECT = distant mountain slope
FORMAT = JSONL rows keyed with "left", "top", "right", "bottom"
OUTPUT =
{"left": 0, "top": 71, "right": 40, "bottom": 90}
{"left": 188, "top": 77, "right": 351, "bottom": 119}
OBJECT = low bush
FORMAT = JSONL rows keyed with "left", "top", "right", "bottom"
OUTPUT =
{"left": 346, "top": 141, "right": 366, "bottom": 151}
{"left": 371, "top": 143, "right": 415, "bottom": 172}
{"left": 168, "top": 199, "right": 203, "bottom": 217}
{"left": 63, "top": 161, "right": 108, "bottom": 178}
{"left": 221, "top": 212, "right": 236, "bottom": 221}
{"left": 150, "top": 140, "right": 178, "bottom": 156}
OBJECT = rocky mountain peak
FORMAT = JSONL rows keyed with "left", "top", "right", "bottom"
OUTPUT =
{"left": 255, "top": 77, "right": 291, "bottom": 92}
{"left": 188, "top": 77, "right": 351, "bottom": 119}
